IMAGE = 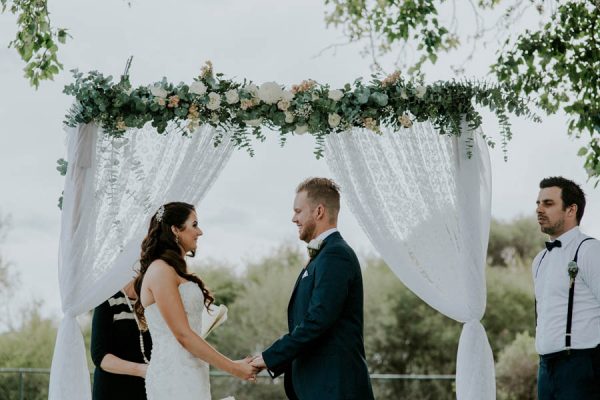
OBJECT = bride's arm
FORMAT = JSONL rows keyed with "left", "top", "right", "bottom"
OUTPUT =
{"left": 145, "top": 262, "right": 256, "bottom": 380}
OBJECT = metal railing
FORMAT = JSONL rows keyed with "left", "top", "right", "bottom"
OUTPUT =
{"left": 0, "top": 368, "right": 456, "bottom": 400}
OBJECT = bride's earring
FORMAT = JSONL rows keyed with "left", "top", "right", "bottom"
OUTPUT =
{"left": 175, "top": 235, "right": 180, "bottom": 245}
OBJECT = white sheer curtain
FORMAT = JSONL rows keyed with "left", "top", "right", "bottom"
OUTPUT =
{"left": 49, "top": 123, "right": 235, "bottom": 400}
{"left": 325, "top": 121, "right": 494, "bottom": 400}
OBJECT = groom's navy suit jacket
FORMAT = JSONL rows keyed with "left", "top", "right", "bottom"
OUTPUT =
{"left": 263, "top": 232, "right": 374, "bottom": 400}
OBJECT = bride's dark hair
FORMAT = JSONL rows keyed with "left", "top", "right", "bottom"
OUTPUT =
{"left": 133, "top": 202, "right": 214, "bottom": 329}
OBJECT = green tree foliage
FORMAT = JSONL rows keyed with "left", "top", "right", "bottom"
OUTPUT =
{"left": 493, "top": 1, "right": 600, "bottom": 182}
{"left": 496, "top": 331, "right": 538, "bottom": 400}
{"left": 487, "top": 216, "right": 546, "bottom": 267}
{"left": 1, "top": 0, "right": 68, "bottom": 87}
{"left": 324, "top": 0, "right": 600, "bottom": 183}
{"left": 0, "top": 304, "right": 57, "bottom": 400}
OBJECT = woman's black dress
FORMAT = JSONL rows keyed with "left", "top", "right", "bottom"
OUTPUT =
{"left": 91, "top": 291, "right": 152, "bottom": 400}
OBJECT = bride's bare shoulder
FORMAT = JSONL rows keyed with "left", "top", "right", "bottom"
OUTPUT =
{"left": 145, "top": 259, "right": 178, "bottom": 281}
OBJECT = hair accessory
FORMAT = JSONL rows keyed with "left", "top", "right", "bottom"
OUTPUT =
{"left": 156, "top": 205, "right": 165, "bottom": 222}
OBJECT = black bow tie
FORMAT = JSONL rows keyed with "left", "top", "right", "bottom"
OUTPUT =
{"left": 545, "top": 240, "right": 562, "bottom": 251}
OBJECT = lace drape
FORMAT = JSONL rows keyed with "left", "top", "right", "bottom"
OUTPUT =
{"left": 325, "top": 122, "right": 495, "bottom": 400}
{"left": 49, "top": 123, "right": 235, "bottom": 400}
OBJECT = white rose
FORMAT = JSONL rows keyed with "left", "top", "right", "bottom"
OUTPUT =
{"left": 244, "top": 118, "right": 263, "bottom": 127}
{"left": 149, "top": 85, "right": 168, "bottom": 98}
{"left": 294, "top": 124, "right": 309, "bottom": 135}
{"left": 415, "top": 85, "right": 427, "bottom": 99}
{"left": 282, "top": 90, "right": 294, "bottom": 101}
{"left": 400, "top": 89, "right": 408, "bottom": 100}
{"left": 328, "top": 113, "right": 341, "bottom": 128}
{"left": 206, "top": 92, "right": 221, "bottom": 110}
{"left": 225, "top": 89, "right": 239, "bottom": 104}
{"left": 277, "top": 99, "right": 291, "bottom": 111}
{"left": 244, "top": 84, "right": 259, "bottom": 97}
{"left": 189, "top": 81, "right": 207, "bottom": 96}
{"left": 328, "top": 89, "right": 344, "bottom": 102}
{"left": 284, "top": 111, "right": 295, "bottom": 123}
{"left": 257, "top": 82, "right": 284, "bottom": 104}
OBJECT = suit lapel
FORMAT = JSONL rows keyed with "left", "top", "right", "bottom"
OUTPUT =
{"left": 287, "top": 233, "right": 341, "bottom": 315}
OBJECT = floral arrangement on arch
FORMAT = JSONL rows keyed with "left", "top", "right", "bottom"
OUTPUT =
{"left": 64, "top": 61, "right": 538, "bottom": 158}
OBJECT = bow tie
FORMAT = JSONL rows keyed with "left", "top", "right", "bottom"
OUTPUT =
{"left": 545, "top": 240, "right": 562, "bottom": 251}
{"left": 307, "top": 239, "right": 323, "bottom": 259}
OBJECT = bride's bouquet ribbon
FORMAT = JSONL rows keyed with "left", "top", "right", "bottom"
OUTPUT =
{"left": 201, "top": 304, "right": 228, "bottom": 338}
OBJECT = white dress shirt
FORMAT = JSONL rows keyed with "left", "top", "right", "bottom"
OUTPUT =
{"left": 315, "top": 227, "right": 338, "bottom": 242}
{"left": 532, "top": 226, "right": 600, "bottom": 355}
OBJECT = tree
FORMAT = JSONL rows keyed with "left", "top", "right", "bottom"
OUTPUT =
{"left": 0, "top": 303, "right": 57, "bottom": 400}
{"left": 487, "top": 216, "right": 546, "bottom": 267}
{"left": 0, "top": 0, "right": 67, "bottom": 87}
{"left": 0, "top": 214, "right": 19, "bottom": 331}
{"left": 324, "top": 0, "right": 600, "bottom": 182}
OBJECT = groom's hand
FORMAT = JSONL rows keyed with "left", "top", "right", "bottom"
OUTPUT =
{"left": 250, "top": 355, "right": 266, "bottom": 370}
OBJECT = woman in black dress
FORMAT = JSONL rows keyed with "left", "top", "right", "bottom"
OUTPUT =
{"left": 91, "top": 280, "right": 152, "bottom": 400}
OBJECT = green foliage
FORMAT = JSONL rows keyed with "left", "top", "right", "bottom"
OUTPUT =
{"left": 1, "top": 0, "right": 68, "bottom": 88}
{"left": 496, "top": 331, "right": 537, "bottom": 400}
{"left": 324, "top": 0, "right": 458, "bottom": 73}
{"left": 62, "top": 64, "right": 537, "bottom": 160}
{"left": 0, "top": 304, "right": 57, "bottom": 400}
{"left": 487, "top": 216, "right": 546, "bottom": 267}
{"left": 482, "top": 267, "right": 535, "bottom": 354}
{"left": 493, "top": 1, "right": 600, "bottom": 184}
{"left": 325, "top": 0, "right": 600, "bottom": 183}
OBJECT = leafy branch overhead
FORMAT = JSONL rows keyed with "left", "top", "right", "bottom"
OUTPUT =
{"left": 1, "top": 0, "right": 68, "bottom": 87}
{"left": 324, "top": 0, "right": 600, "bottom": 182}
{"left": 63, "top": 62, "right": 537, "bottom": 159}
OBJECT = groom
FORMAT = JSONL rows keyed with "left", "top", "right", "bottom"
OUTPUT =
{"left": 251, "top": 177, "right": 374, "bottom": 400}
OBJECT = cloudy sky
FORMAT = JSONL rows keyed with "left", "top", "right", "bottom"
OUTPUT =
{"left": 1, "top": 0, "right": 598, "bottom": 324}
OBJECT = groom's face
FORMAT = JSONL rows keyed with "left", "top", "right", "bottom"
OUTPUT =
{"left": 293, "top": 191, "right": 317, "bottom": 243}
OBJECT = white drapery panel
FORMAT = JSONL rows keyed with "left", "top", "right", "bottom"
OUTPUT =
{"left": 49, "top": 123, "right": 235, "bottom": 400}
{"left": 325, "top": 122, "right": 495, "bottom": 400}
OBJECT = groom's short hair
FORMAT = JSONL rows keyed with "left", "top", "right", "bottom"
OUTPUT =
{"left": 297, "top": 177, "right": 341, "bottom": 218}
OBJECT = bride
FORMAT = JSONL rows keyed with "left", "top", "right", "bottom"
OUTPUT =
{"left": 133, "top": 202, "right": 257, "bottom": 399}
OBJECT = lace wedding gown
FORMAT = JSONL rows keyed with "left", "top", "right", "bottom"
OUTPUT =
{"left": 145, "top": 282, "right": 211, "bottom": 400}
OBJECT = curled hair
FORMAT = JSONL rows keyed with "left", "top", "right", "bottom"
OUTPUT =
{"left": 133, "top": 202, "right": 214, "bottom": 329}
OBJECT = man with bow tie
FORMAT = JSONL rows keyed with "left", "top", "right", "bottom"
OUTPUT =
{"left": 533, "top": 176, "right": 600, "bottom": 399}
{"left": 251, "top": 177, "right": 374, "bottom": 400}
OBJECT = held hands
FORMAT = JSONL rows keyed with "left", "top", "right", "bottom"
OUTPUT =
{"left": 233, "top": 356, "right": 259, "bottom": 382}
{"left": 249, "top": 355, "right": 266, "bottom": 370}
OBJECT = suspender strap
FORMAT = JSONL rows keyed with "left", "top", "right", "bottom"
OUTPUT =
{"left": 534, "top": 251, "right": 548, "bottom": 327}
{"left": 565, "top": 237, "right": 595, "bottom": 350}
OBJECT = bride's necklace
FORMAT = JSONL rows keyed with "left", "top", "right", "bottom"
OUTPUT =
{"left": 121, "top": 290, "right": 150, "bottom": 364}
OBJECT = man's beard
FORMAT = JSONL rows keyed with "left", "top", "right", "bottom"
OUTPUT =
{"left": 541, "top": 217, "right": 564, "bottom": 236}
{"left": 300, "top": 219, "right": 317, "bottom": 243}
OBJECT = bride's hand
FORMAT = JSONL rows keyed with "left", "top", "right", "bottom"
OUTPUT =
{"left": 232, "top": 358, "right": 259, "bottom": 382}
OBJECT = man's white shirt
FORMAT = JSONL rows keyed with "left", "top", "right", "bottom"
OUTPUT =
{"left": 315, "top": 227, "right": 338, "bottom": 242}
{"left": 532, "top": 226, "right": 600, "bottom": 355}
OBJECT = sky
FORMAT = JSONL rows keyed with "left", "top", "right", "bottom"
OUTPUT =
{"left": 0, "top": 0, "right": 599, "bottom": 325}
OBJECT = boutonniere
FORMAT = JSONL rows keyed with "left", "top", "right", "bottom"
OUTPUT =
{"left": 307, "top": 238, "right": 324, "bottom": 259}
{"left": 568, "top": 261, "right": 579, "bottom": 285}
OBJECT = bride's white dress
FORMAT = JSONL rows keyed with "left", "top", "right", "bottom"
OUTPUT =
{"left": 145, "top": 282, "right": 211, "bottom": 400}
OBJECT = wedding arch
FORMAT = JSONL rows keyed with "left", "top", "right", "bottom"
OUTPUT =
{"left": 50, "top": 62, "right": 535, "bottom": 400}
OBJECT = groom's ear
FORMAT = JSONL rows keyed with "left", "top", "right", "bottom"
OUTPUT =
{"left": 314, "top": 204, "right": 326, "bottom": 220}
